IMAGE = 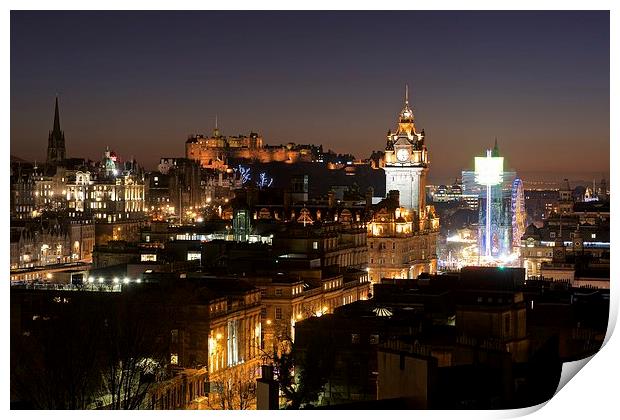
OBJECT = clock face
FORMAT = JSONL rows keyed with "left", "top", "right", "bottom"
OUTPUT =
{"left": 396, "top": 148, "right": 410, "bottom": 162}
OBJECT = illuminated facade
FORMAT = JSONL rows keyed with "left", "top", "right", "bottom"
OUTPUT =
{"left": 246, "top": 269, "right": 371, "bottom": 354}
{"left": 10, "top": 217, "right": 95, "bottom": 270}
{"left": 383, "top": 85, "right": 429, "bottom": 215}
{"left": 367, "top": 190, "right": 439, "bottom": 283}
{"left": 185, "top": 123, "right": 316, "bottom": 170}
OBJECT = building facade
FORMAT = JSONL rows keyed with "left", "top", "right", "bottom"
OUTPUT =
{"left": 367, "top": 191, "right": 439, "bottom": 283}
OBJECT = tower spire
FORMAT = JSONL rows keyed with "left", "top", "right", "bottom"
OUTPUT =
{"left": 405, "top": 83, "right": 409, "bottom": 106}
{"left": 213, "top": 114, "right": 220, "bottom": 137}
{"left": 47, "top": 95, "right": 66, "bottom": 164}
{"left": 53, "top": 96, "right": 61, "bottom": 134}
{"left": 492, "top": 137, "right": 500, "bottom": 157}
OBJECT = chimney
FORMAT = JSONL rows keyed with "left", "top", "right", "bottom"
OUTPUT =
{"left": 365, "top": 187, "right": 374, "bottom": 209}
{"left": 256, "top": 365, "right": 279, "bottom": 410}
{"left": 388, "top": 190, "right": 400, "bottom": 206}
{"left": 328, "top": 190, "right": 336, "bottom": 209}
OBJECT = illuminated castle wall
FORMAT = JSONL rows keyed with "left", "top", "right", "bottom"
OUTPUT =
{"left": 185, "top": 125, "right": 315, "bottom": 170}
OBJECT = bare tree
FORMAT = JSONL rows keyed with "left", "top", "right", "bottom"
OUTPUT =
{"left": 207, "top": 365, "right": 258, "bottom": 410}
{"left": 269, "top": 334, "right": 335, "bottom": 409}
{"left": 97, "top": 298, "right": 170, "bottom": 409}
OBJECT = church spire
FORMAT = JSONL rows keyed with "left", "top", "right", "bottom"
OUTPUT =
{"left": 53, "top": 96, "right": 61, "bottom": 134}
{"left": 47, "top": 96, "right": 66, "bottom": 164}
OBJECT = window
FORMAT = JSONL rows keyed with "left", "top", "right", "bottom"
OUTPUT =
{"left": 275, "top": 307, "right": 282, "bottom": 320}
{"left": 275, "top": 288, "right": 282, "bottom": 297}
{"left": 312, "top": 241, "right": 318, "bottom": 250}
{"left": 351, "top": 333, "right": 360, "bottom": 344}
{"left": 171, "top": 329, "right": 179, "bottom": 344}
{"left": 592, "top": 233, "right": 596, "bottom": 239}
{"left": 369, "top": 334, "right": 380, "bottom": 345}
{"left": 550, "top": 232, "right": 556, "bottom": 239}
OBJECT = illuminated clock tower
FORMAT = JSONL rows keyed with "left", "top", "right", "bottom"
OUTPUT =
{"left": 383, "top": 85, "right": 429, "bottom": 216}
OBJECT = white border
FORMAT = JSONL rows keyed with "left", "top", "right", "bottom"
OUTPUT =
{"left": 3, "top": 2, "right": 616, "bottom": 419}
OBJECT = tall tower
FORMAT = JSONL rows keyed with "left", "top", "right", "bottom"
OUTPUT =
{"left": 383, "top": 85, "right": 429, "bottom": 216}
{"left": 46, "top": 97, "right": 66, "bottom": 164}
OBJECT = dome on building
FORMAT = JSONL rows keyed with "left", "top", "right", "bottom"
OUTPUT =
{"left": 373, "top": 306, "right": 393, "bottom": 317}
{"left": 399, "top": 103, "right": 414, "bottom": 123}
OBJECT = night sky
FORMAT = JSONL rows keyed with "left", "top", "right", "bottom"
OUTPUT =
{"left": 11, "top": 11, "right": 609, "bottom": 183}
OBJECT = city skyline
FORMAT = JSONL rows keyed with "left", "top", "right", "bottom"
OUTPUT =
{"left": 11, "top": 11, "right": 609, "bottom": 183}
{"left": 9, "top": 9, "right": 611, "bottom": 411}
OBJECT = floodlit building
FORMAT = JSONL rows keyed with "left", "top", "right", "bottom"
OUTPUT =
{"left": 369, "top": 87, "right": 439, "bottom": 283}
{"left": 383, "top": 85, "right": 429, "bottom": 215}
{"left": 185, "top": 121, "right": 318, "bottom": 170}
{"left": 367, "top": 190, "right": 439, "bottom": 283}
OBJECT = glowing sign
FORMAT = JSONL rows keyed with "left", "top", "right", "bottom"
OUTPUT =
{"left": 475, "top": 154, "right": 503, "bottom": 186}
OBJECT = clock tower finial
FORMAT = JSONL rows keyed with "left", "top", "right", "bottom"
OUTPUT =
{"left": 405, "top": 83, "right": 409, "bottom": 106}
{"left": 383, "top": 88, "right": 430, "bottom": 213}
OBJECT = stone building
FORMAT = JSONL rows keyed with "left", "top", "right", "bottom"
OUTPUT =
{"left": 185, "top": 123, "right": 316, "bottom": 170}
{"left": 367, "top": 190, "right": 439, "bottom": 283}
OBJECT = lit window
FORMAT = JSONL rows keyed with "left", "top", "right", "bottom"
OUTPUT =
{"left": 312, "top": 241, "right": 318, "bottom": 250}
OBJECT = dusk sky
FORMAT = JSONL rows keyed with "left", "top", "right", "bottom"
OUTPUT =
{"left": 11, "top": 11, "right": 609, "bottom": 183}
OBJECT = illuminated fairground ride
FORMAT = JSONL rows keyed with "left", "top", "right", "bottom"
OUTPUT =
{"left": 438, "top": 147, "right": 525, "bottom": 272}
{"left": 511, "top": 178, "right": 526, "bottom": 249}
